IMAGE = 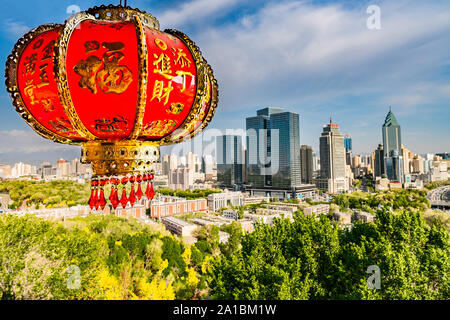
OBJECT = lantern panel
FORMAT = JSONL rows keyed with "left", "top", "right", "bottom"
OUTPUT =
{"left": 139, "top": 27, "right": 197, "bottom": 140}
{"left": 66, "top": 20, "right": 140, "bottom": 140}
{"left": 17, "top": 28, "right": 85, "bottom": 140}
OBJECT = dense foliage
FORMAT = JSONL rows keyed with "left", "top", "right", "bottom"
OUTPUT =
{"left": 0, "top": 180, "right": 90, "bottom": 209}
{"left": 0, "top": 214, "right": 212, "bottom": 300}
{"left": 157, "top": 187, "right": 221, "bottom": 200}
{"left": 333, "top": 189, "right": 430, "bottom": 212}
{"left": 208, "top": 209, "right": 450, "bottom": 299}
{"left": 1, "top": 181, "right": 448, "bottom": 300}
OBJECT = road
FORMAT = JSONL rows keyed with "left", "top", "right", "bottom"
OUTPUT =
{"left": 427, "top": 186, "right": 450, "bottom": 210}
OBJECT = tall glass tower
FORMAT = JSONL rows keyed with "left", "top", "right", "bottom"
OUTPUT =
{"left": 344, "top": 133, "right": 352, "bottom": 165}
{"left": 246, "top": 107, "right": 301, "bottom": 189}
{"left": 216, "top": 135, "right": 244, "bottom": 188}
{"left": 382, "top": 108, "right": 404, "bottom": 182}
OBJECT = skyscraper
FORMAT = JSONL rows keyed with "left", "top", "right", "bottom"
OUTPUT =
{"left": 317, "top": 119, "right": 348, "bottom": 193}
{"left": 201, "top": 154, "right": 214, "bottom": 175}
{"left": 169, "top": 154, "right": 178, "bottom": 171}
{"left": 41, "top": 161, "right": 53, "bottom": 178}
{"left": 300, "top": 145, "right": 313, "bottom": 184}
{"left": 162, "top": 154, "right": 170, "bottom": 175}
{"left": 385, "top": 150, "right": 404, "bottom": 183}
{"left": 374, "top": 143, "right": 385, "bottom": 177}
{"left": 216, "top": 135, "right": 244, "bottom": 188}
{"left": 382, "top": 108, "right": 404, "bottom": 182}
{"left": 344, "top": 133, "right": 352, "bottom": 166}
{"left": 246, "top": 107, "right": 301, "bottom": 189}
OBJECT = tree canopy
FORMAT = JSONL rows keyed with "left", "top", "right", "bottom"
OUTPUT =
{"left": 208, "top": 209, "right": 449, "bottom": 300}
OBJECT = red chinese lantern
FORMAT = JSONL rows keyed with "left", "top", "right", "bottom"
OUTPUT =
{"left": 5, "top": 5, "right": 218, "bottom": 209}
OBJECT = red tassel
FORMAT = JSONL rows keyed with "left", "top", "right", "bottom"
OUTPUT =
{"left": 145, "top": 180, "right": 151, "bottom": 199}
{"left": 99, "top": 188, "right": 106, "bottom": 210}
{"left": 89, "top": 179, "right": 98, "bottom": 210}
{"left": 136, "top": 182, "right": 143, "bottom": 200}
{"left": 94, "top": 187, "right": 99, "bottom": 210}
{"left": 148, "top": 182, "right": 155, "bottom": 200}
{"left": 119, "top": 176, "right": 129, "bottom": 209}
{"left": 129, "top": 183, "right": 136, "bottom": 207}
{"left": 110, "top": 178, "right": 119, "bottom": 209}
{"left": 89, "top": 188, "right": 96, "bottom": 210}
{"left": 120, "top": 187, "right": 128, "bottom": 208}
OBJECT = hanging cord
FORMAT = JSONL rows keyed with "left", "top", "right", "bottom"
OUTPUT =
{"left": 119, "top": 0, "right": 127, "bottom": 6}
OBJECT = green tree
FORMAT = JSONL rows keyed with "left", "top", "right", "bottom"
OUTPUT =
{"left": 208, "top": 209, "right": 450, "bottom": 300}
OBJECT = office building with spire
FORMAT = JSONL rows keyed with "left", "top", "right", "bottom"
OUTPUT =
{"left": 382, "top": 108, "right": 404, "bottom": 183}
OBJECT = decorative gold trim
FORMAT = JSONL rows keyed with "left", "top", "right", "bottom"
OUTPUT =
{"left": 189, "top": 63, "right": 219, "bottom": 138}
{"left": 160, "top": 29, "right": 218, "bottom": 145}
{"left": 55, "top": 11, "right": 98, "bottom": 140}
{"left": 129, "top": 15, "right": 148, "bottom": 140}
{"left": 81, "top": 140, "right": 160, "bottom": 177}
{"left": 5, "top": 24, "right": 80, "bottom": 145}
{"left": 85, "top": 5, "right": 160, "bottom": 30}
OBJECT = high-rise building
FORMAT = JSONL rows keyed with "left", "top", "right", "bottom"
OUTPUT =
{"left": 169, "top": 154, "right": 178, "bottom": 171}
{"left": 41, "top": 161, "right": 53, "bottom": 178}
{"left": 186, "top": 152, "right": 198, "bottom": 173}
{"left": 382, "top": 108, "right": 404, "bottom": 182}
{"left": 412, "top": 154, "right": 424, "bottom": 173}
{"left": 313, "top": 153, "right": 320, "bottom": 172}
{"left": 344, "top": 133, "right": 352, "bottom": 166}
{"left": 11, "top": 162, "right": 34, "bottom": 178}
{"left": 374, "top": 144, "right": 385, "bottom": 177}
{"left": 162, "top": 154, "right": 170, "bottom": 175}
{"left": 401, "top": 145, "right": 414, "bottom": 175}
{"left": 56, "top": 159, "right": 70, "bottom": 177}
{"left": 351, "top": 155, "right": 361, "bottom": 177}
{"left": 385, "top": 150, "right": 404, "bottom": 183}
{"left": 202, "top": 154, "right": 214, "bottom": 175}
{"left": 71, "top": 158, "right": 80, "bottom": 175}
{"left": 246, "top": 107, "right": 301, "bottom": 189}
{"left": 317, "top": 119, "right": 348, "bottom": 193}
{"left": 216, "top": 135, "right": 244, "bottom": 188}
{"left": 300, "top": 145, "right": 313, "bottom": 184}
{"left": 168, "top": 168, "right": 193, "bottom": 190}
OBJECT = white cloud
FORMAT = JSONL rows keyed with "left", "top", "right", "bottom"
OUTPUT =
{"left": 190, "top": 0, "right": 450, "bottom": 111}
{"left": 157, "top": 0, "right": 240, "bottom": 29}
{"left": 381, "top": 83, "right": 450, "bottom": 110}
{"left": 3, "top": 19, "right": 30, "bottom": 38}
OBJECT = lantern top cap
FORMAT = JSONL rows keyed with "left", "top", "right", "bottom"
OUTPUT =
{"left": 83, "top": 4, "right": 160, "bottom": 29}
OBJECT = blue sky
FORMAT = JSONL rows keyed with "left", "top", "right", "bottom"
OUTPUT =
{"left": 0, "top": 0, "right": 449, "bottom": 165}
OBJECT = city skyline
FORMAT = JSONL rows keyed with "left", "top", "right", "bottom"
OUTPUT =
{"left": 0, "top": 0, "right": 449, "bottom": 164}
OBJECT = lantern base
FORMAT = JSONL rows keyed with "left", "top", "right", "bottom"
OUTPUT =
{"left": 81, "top": 140, "right": 160, "bottom": 177}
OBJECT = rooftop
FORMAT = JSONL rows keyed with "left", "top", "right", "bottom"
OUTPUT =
{"left": 383, "top": 108, "right": 400, "bottom": 127}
